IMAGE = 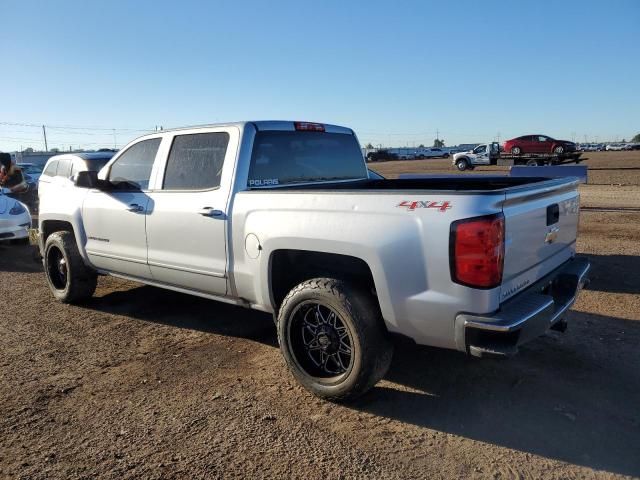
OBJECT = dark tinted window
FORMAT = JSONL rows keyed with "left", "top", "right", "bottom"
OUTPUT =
{"left": 248, "top": 131, "right": 366, "bottom": 187}
{"left": 85, "top": 158, "right": 110, "bottom": 172}
{"left": 56, "top": 159, "right": 72, "bottom": 178}
{"left": 43, "top": 160, "right": 58, "bottom": 176}
{"left": 108, "top": 138, "right": 161, "bottom": 190}
{"left": 163, "top": 132, "right": 229, "bottom": 190}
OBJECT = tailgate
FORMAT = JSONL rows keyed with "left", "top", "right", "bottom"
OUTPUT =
{"left": 500, "top": 179, "right": 580, "bottom": 302}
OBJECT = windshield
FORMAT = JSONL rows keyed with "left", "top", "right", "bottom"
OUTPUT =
{"left": 248, "top": 131, "right": 367, "bottom": 187}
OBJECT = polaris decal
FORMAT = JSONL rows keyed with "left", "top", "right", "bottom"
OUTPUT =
{"left": 397, "top": 200, "right": 452, "bottom": 212}
{"left": 249, "top": 178, "right": 279, "bottom": 187}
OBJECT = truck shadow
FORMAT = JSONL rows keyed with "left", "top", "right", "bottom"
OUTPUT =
{"left": 86, "top": 281, "right": 640, "bottom": 476}
{"left": 353, "top": 309, "right": 640, "bottom": 477}
{"left": 583, "top": 253, "right": 640, "bottom": 294}
{"left": 85, "top": 284, "right": 278, "bottom": 348}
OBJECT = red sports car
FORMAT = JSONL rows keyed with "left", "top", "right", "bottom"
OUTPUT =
{"left": 503, "top": 135, "right": 576, "bottom": 155}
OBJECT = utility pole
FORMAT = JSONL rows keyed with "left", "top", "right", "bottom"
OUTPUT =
{"left": 42, "top": 125, "right": 48, "bottom": 151}
{"left": 113, "top": 129, "right": 117, "bottom": 149}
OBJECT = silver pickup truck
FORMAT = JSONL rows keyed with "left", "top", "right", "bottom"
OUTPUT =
{"left": 38, "top": 121, "right": 590, "bottom": 401}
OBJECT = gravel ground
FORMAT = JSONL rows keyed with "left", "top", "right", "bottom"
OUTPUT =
{"left": 1, "top": 158, "right": 639, "bottom": 479}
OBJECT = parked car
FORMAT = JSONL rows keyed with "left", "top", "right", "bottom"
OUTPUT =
{"left": 503, "top": 135, "right": 577, "bottom": 155}
{"left": 39, "top": 152, "right": 116, "bottom": 203}
{"left": 366, "top": 150, "right": 398, "bottom": 162}
{"left": 38, "top": 120, "right": 590, "bottom": 401}
{"left": 605, "top": 143, "right": 632, "bottom": 151}
{"left": 17, "top": 163, "right": 44, "bottom": 182}
{"left": 415, "top": 148, "right": 449, "bottom": 159}
{"left": 0, "top": 191, "right": 31, "bottom": 243}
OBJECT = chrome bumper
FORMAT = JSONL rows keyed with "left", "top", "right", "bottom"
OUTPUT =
{"left": 456, "top": 257, "right": 590, "bottom": 358}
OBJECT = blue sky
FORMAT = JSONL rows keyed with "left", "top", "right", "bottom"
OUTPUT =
{"left": 1, "top": 0, "right": 638, "bottom": 151}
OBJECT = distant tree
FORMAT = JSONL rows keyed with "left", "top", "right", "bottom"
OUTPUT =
{"left": 631, "top": 133, "right": 640, "bottom": 143}
{"left": 433, "top": 139, "right": 445, "bottom": 148}
{"left": 364, "top": 142, "right": 374, "bottom": 149}
{"left": 621, "top": 138, "right": 627, "bottom": 143}
{"left": 50, "top": 147, "right": 60, "bottom": 153}
{"left": 24, "top": 147, "right": 34, "bottom": 153}
{"left": 418, "top": 144, "right": 425, "bottom": 148}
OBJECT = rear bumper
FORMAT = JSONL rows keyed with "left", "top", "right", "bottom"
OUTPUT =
{"left": 455, "top": 257, "right": 590, "bottom": 358}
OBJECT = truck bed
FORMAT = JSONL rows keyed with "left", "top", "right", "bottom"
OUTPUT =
{"left": 261, "top": 176, "right": 571, "bottom": 193}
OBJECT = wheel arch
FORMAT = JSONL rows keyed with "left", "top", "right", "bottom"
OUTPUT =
{"left": 268, "top": 249, "right": 378, "bottom": 313}
{"left": 39, "top": 216, "right": 90, "bottom": 265}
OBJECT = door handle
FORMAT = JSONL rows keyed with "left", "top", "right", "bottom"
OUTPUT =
{"left": 198, "top": 207, "right": 224, "bottom": 217}
{"left": 126, "top": 203, "right": 144, "bottom": 212}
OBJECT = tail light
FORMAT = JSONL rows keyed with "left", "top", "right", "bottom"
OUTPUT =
{"left": 450, "top": 213, "right": 505, "bottom": 289}
{"left": 294, "top": 122, "right": 325, "bottom": 132}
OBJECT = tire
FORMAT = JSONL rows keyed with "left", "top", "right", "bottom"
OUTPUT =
{"left": 554, "top": 145, "right": 565, "bottom": 154}
{"left": 511, "top": 146, "right": 522, "bottom": 155}
{"left": 443, "top": 153, "right": 449, "bottom": 158}
{"left": 455, "top": 158, "right": 469, "bottom": 171}
{"left": 44, "top": 231, "right": 97, "bottom": 303}
{"left": 277, "top": 278, "right": 393, "bottom": 402}
{"left": 525, "top": 159, "right": 539, "bottom": 167}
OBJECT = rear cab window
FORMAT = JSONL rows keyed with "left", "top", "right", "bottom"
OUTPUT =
{"left": 248, "top": 131, "right": 367, "bottom": 187}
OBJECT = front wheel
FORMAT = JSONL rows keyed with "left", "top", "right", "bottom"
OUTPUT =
{"left": 511, "top": 146, "right": 522, "bottom": 155}
{"left": 277, "top": 278, "right": 393, "bottom": 401}
{"left": 455, "top": 158, "right": 469, "bottom": 171}
{"left": 44, "top": 231, "right": 97, "bottom": 303}
{"left": 554, "top": 145, "right": 565, "bottom": 154}
{"left": 525, "top": 159, "right": 539, "bottom": 167}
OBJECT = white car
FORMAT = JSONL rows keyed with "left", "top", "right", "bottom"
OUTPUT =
{"left": 415, "top": 148, "right": 449, "bottom": 159}
{"left": 605, "top": 143, "right": 631, "bottom": 151}
{"left": 0, "top": 191, "right": 32, "bottom": 243}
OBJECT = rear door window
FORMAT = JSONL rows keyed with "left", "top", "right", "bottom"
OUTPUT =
{"left": 108, "top": 138, "right": 161, "bottom": 190}
{"left": 248, "top": 131, "right": 366, "bottom": 187}
{"left": 56, "top": 159, "right": 72, "bottom": 178}
{"left": 163, "top": 132, "right": 229, "bottom": 190}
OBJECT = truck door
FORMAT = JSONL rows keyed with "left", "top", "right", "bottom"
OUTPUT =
{"left": 145, "top": 128, "right": 238, "bottom": 296}
{"left": 473, "top": 144, "right": 490, "bottom": 165}
{"left": 83, "top": 137, "right": 162, "bottom": 279}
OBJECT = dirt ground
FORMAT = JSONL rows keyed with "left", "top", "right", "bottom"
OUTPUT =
{"left": 1, "top": 151, "right": 639, "bottom": 479}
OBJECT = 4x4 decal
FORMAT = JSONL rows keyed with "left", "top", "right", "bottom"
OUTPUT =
{"left": 397, "top": 200, "right": 452, "bottom": 212}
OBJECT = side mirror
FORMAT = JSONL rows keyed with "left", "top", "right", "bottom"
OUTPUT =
{"left": 75, "top": 170, "right": 99, "bottom": 189}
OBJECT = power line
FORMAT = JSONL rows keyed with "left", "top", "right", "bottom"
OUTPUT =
{"left": 0, "top": 121, "right": 153, "bottom": 132}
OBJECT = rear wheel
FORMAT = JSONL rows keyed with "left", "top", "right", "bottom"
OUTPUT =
{"left": 44, "top": 231, "right": 97, "bottom": 303}
{"left": 511, "top": 146, "right": 522, "bottom": 155}
{"left": 277, "top": 278, "right": 393, "bottom": 401}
